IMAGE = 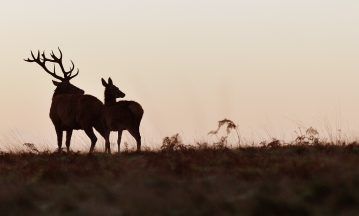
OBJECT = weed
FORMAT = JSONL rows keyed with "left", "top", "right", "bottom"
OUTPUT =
{"left": 209, "top": 119, "right": 241, "bottom": 146}
{"left": 294, "top": 127, "right": 320, "bottom": 145}
{"left": 161, "top": 133, "right": 187, "bottom": 152}
{"left": 23, "top": 143, "right": 40, "bottom": 154}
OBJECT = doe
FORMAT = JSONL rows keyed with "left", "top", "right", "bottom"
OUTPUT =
{"left": 101, "top": 78, "right": 143, "bottom": 153}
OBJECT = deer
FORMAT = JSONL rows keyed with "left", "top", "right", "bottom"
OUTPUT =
{"left": 24, "top": 48, "right": 110, "bottom": 153}
{"left": 101, "top": 78, "right": 144, "bottom": 154}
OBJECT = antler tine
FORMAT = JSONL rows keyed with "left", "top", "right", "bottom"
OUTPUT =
{"left": 41, "top": 51, "right": 48, "bottom": 61}
{"left": 67, "top": 68, "right": 79, "bottom": 80}
{"left": 63, "top": 60, "right": 79, "bottom": 80}
{"left": 63, "top": 60, "right": 74, "bottom": 73}
{"left": 49, "top": 50, "right": 58, "bottom": 60}
{"left": 24, "top": 50, "right": 39, "bottom": 62}
{"left": 50, "top": 50, "right": 55, "bottom": 58}
{"left": 33, "top": 50, "right": 38, "bottom": 60}
{"left": 24, "top": 49, "right": 64, "bottom": 81}
{"left": 47, "top": 47, "right": 63, "bottom": 63}
{"left": 50, "top": 47, "right": 78, "bottom": 80}
{"left": 39, "top": 61, "right": 64, "bottom": 81}
{"left": 57, "top": 47, "right": 63, "bottom": 60}
{"left": 25, "top": 48, "right": 79, "bottom": 81}
{"left": 68, "top": 60, "right": 75, "bottom": 73}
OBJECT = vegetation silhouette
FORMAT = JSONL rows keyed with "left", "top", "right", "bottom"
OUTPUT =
{"left": 2, "top": 141, "right": 359, "bottom": 215}
{"left": 101, "top": 77, "right": 143, "bottom": 153}
{"left": 24, "top": 48, "right": 109, "bottom": 153}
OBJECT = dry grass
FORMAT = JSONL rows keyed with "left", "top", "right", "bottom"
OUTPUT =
{"left": 1, "top": 142, "right": 359, "bottom": 215}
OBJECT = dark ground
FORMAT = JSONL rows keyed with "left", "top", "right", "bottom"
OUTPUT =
{"left": 0, "top": 144, "right": 359, "bottom": 216}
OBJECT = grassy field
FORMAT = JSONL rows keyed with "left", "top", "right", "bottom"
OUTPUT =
{"left": 1, "top": 143, "right": 359, "bottom": 216}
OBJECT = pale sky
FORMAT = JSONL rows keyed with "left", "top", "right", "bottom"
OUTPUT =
{"left": 1, "top": 0, "right": 359, "bottom": 150}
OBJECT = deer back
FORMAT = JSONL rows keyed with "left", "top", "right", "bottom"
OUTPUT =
{"left": 50, "top": 94, "right": 104, "bottom": 130}
{"left": 104, "top": 100, "right": 143, "bottom": 131}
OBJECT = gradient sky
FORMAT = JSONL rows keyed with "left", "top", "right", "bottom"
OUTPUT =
{"left": 1, "top": 0, "right": 359, "bottom": 150}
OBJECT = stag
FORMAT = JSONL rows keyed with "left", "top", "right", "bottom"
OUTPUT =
{"left": 101, "top": 78, "right": 144, "bottom": 153}
{"left": 24, "top": 48, "right": 109, "bottom": 153}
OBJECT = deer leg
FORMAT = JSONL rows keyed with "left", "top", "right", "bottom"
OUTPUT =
{"left": 95, "top": 126, "right": 111, "bottom": 154}
{"left": 94, "top": 125, "right": 110, "bottom": 154}
{"left": 105, "top": 131, "right": 111, "bottom": 154}
{"left": 117, "top": 130, "right": 123, "bottom": 154}
{"left": 84, "top": 128, "right": 97, "bottom": 154}
{"left": 66, "top": 130, "right": 73, "bottom": 152}
{"left": 55, "top": 128, "right": 63, "bottom": 152}
{"left": 128, "top": 128, "right": 141, "bottom": 152}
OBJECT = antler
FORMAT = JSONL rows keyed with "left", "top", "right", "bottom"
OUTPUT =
{"left": 24, "top": 48, "right": 79, "bottom": 81}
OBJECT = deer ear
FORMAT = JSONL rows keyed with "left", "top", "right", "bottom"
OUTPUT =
{"left": 52, "top": 80, "right": 61, "bottom": 86}
{"left": 101, "top": 78, "right": 107, "bottom": 87}
{"left": 108, "top": 77, "right": 113, "bottom": 85}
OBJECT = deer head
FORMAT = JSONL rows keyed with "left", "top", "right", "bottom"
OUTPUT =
{"left": 102, "top": 77, "right": 125, "bottom": 105}
{"left": 24, "top": 48, "right": 84, "bottom": 95}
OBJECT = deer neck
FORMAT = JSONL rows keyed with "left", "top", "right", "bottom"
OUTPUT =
{"left": 52, "top": 91, "right": 63, "bottom": 99}
{"left": 104, "top": 94, "right": 116, "bottom": 106}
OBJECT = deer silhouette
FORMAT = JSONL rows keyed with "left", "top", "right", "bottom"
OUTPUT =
{"left": 101, "top": 78, "right": 144, "bottom": 153}
{"left": 25, "top": 48, "right": 109, "bottom": 153}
